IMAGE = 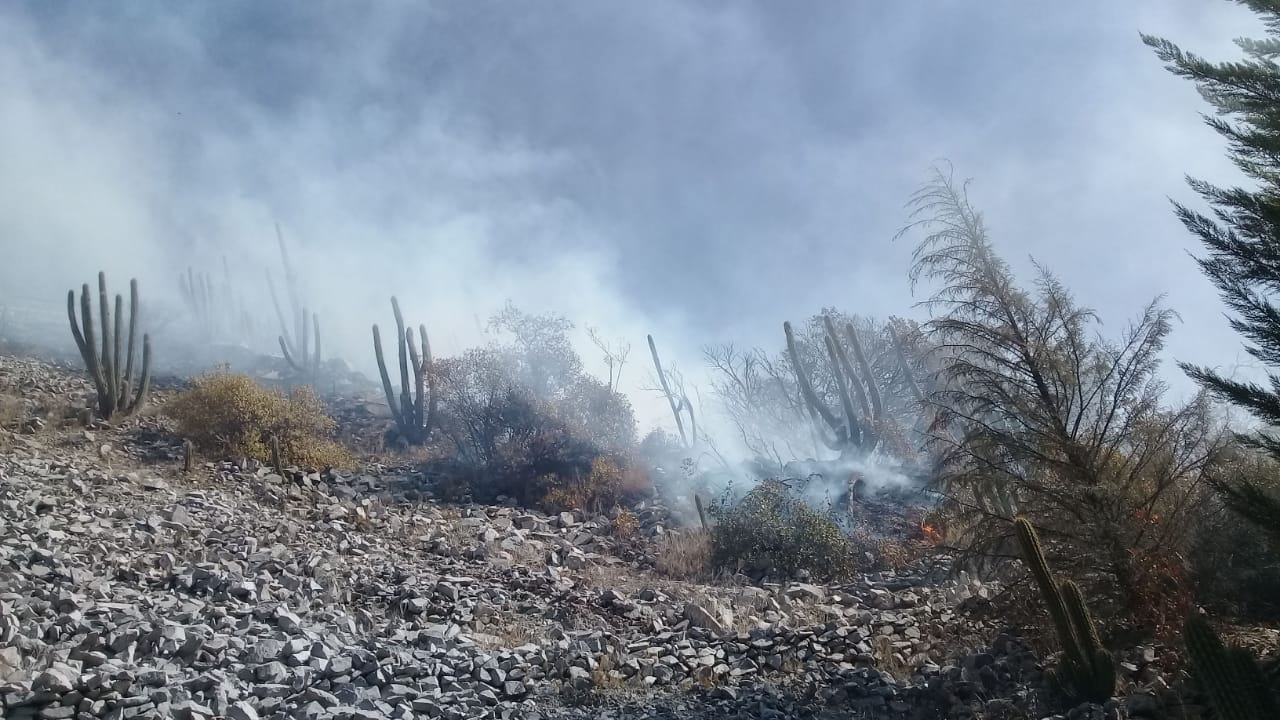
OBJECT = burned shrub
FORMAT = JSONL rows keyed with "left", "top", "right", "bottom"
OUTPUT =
{"left": 432, "top": 337, "right": 645, "bottom": 509}
{"left": 541, "top": 455, "right": 652, "bottom": 515}
{"left": 165, "top": 370, "right": 352, "bottom": 470}
{"left": 708, "top": 478, "right": 857, "bottom": 582}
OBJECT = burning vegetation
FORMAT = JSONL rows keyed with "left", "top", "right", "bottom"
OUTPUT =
{"left": 23, "top": 151, "right": 1277, "bottom": 715}
{"left": 3, "top": 5, "right": 1280, "bottom": 717}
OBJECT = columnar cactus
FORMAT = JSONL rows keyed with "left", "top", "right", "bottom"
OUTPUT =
{"left": 1013, "top": 517, "right": 1116, "bottom": 704}
{"left": 178, "top": 258, "right": 259, "bottom": 347}
{"left": 268, "top": 225, "right": 322, "bottom": 386}
{"left": 372, "top": 296, "right": 437, "bottom": 445}
{"left": 1184, "top": 615, "right": 1278, "bottom": 720}
{"left": 647, "top": 334, "right": 697, "bottom": 451}
{"left": 277, "top": 310, "right": 321, "bottom": 384}
{"left": 66, "top": 272, "right": 153, "bottom": 420}
{"left": 784, "top": 317, "right": 885, "bottom": 458}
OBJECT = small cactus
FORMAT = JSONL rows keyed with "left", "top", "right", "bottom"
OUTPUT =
{"left": 372, "top": 296, "right": 438, "bottom": 446}
{"left": 67, "top": 272, "right": 152, "bottom": 420}
{"left": 1184, "top": 615, "right": 1279, "bottom": 720}
{"left": 1013, "top": 517, "right": 1116, "bottom": 704}
{"left": 270, "top": 434, "right": 283, "bottom": 475}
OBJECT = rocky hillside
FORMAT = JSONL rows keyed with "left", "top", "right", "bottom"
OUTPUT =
{"left": 0, "top": 353, "right": 1217, "bottom": 720}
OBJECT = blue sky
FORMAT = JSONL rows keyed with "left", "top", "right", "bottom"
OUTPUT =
{"left": 0, "top": 1, "right": 1268, "bottom": 433}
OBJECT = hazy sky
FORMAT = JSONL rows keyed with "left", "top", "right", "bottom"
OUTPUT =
{"left": 0, "top": 1, "right": 1268, "bottom": 433}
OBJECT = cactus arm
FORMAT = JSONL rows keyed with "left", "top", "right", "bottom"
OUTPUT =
{"left": 824, "top": 316, "right": 873, "bottom": 422}
{"left": 267, "top": 270, "right": 295, "bottom": 357}
{"left": 844, "top": 322, "right": 885, "bottom": 421}
{"left": 823, "top": 333, "right": 862, "bottom": 446}
{"left": 373, "top": 324, "right": 405, "bottom": 433}
{"left": 648, "top": 334, "right": 692, "bottom": 448}
{"left": 391, "top": 297, "right": 413, "bottom": 424}
{"left": 407, "top": 326, "right": 426, "bottom": 442}
{"left": 300, "top": 306, "right": 310, "bottom": 371}
{"left": 112, "top": 294, "right": 124, "bottom": 407}
{"left": 1014, "top": 518, "right": 1086, "bottom": 670}
{"left": 97, "top": 273, "right": 118, "bottom": 417}
{"left": 123, "top": 279, "right": 139, "bottom": 401}
{"left": 1185, "top": 615, "right": 1279, "bottom": 720}
{"left": 130, "top": 334, "right": 152, "bottom": 414}
{"left": 69, "top": 287, "right": 108, "bottom": 410}
{"left": 784, "top": 321, "right": 842, "bottom": 438}
{"left": 311, "top": 312, "right": 321, "bottom": 380}
{"left": 420, "top": 325, "right": 438, "bottom": 436}
{"left": 1062, "top": 580, "right": 1116, "bottom": 700}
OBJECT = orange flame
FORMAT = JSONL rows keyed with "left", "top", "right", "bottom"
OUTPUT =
{"left": 920, "top": 521, "right": 943, "bottom": 545}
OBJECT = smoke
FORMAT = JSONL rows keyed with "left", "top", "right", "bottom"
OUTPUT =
{"left": 0, "top": 2, "right": 1271, "bottom": 500}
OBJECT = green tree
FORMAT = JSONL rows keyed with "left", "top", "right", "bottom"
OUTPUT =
{"left": 1144, "top": 1, "right": 1280, "bottom": 543}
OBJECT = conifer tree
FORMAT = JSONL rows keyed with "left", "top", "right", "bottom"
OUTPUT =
{"left": 1143, "top": 1, "right": 1280, "bottom": 542}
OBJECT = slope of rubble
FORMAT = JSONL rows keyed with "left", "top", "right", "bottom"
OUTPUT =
{"left": 0, "top": 353, "right": 1189, "bottom": 720}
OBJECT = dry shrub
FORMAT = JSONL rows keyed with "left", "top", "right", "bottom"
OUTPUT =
{"left": 542, "top": 456, "right": 652, "bottom": 515}
{"left": 709, "top": 479, "right": 858, "bottom": 582}
{"left": 655, "top": 528, "right": 712, "bottom": 581}
{"left": 876, "top": 538, "right": 924, "bottom": 571}
{"left": 610, "top": 507, "right": 639, "bottom": 541}
{"left": 166, "top": 370, "right": 352, "bottom": 470}
{"left": 1124, "top": 544, "right": 1196, "bottom": 642}
{"left": 434, "top": 345, "right": 643, "bottom": 508}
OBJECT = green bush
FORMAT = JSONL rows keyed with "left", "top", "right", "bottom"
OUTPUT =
{"left": 709, "top": 478, "right": 857, "bottom": 581}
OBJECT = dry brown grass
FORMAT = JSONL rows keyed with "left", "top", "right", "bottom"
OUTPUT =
{"left": 472, "top": 615, "right": 547, "bottom": 650}
{"left": 654, "top": 528, "right": 712, "bottom": 581}
{"left": 165, "top": 370, "right": 353, "bottom": 470}
{"left": 876, "top": 538, "right": 927, "bottom": 571}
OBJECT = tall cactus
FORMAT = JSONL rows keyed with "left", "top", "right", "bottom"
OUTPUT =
{"left": 178, "top": 257, "right": 259, "bottom": 347}
{"left": 647, "top": 334, "right": 697, "bottom": 451}
{"left": 278, "top": 311, "right": 321, "bottom": 385}
{"left": 784, "top": 317, "right": 884, "bottom": 458}
{"left": 67, "top": 272, "right": 153, "bottom": 420}
{"left": 1184, "top": 615, "right": 1278, "bottom": 720}
{"left": 268, "top": 224, "right": 322, "bottom": 386}
{"left": 1013, "top": 517, "right": 1116, "bottom": 704}
{"left": 372, "top": 296, "right": 437, "bottom": 445}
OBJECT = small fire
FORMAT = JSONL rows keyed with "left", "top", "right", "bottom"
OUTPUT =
{"left": 920, "top": 521, "right": 943, "bottom": 545}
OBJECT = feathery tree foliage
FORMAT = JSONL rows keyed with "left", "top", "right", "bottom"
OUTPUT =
{"left": 898, "top": 165, "right": 1225, "bottom": 625}
{"left": 1143, "top": 0, "right": 1280, "bottom": 545}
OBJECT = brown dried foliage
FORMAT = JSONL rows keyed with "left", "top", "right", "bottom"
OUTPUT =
{"left": 654, "top": 528, "right": 713, "bottom": 581}
{"left": 166, "top": 370, "right": 353, "bottom": 470}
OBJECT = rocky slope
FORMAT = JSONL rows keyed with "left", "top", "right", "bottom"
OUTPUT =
{"left": 0, "top": 353, "right": 1204, "bottom": 719}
